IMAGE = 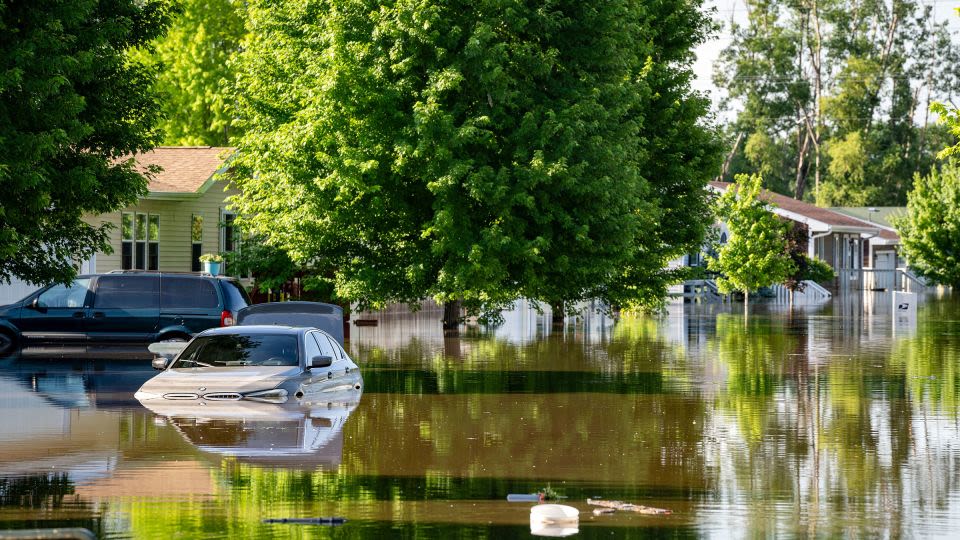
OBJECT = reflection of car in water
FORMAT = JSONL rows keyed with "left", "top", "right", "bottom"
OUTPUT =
{"left": 139, "top": 392, "right": 361, "bottom": 468}
{"left": 135, "top": 302, "right": 362, "bottom": 404}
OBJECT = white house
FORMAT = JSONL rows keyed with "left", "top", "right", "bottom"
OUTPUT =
{"left": 705, "top": 181, "right": 902, "bottom": 292}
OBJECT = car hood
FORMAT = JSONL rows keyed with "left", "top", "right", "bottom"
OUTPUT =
{"left": 0, "top": 302, "right": 20, "bottom": 319}
{"left": 135, "top": 366, "right": 303, "bottom": 401}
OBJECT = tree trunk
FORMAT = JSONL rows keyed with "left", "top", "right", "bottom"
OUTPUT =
{"left": 794, "top": 131, "right": 812, "bottom": 199}
{"left": 812, "top": 0, "right": 822, "bottom": 201}
{"left": 551, "top": 301, "right": 564, "bottom": 327}
{"left": 719, "top": 132, "right": 744, "bottom": 181}
{"left": 442, "top": 300, "right": 461, "bottom": 333}
{"left": 744, "top": 290, "right": 749, "bottom": 318}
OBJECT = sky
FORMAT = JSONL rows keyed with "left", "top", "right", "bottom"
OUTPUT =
{"left": 691, "top": 0, "right": 960, "bottom": 117}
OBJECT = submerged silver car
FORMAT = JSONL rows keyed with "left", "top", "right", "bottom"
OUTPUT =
{"left": 135, "top": 302, "right": 361, "bottom": 404}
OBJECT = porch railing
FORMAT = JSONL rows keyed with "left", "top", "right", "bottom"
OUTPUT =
{"left": 836, "top": 267, "right": 935, "bottom": 292}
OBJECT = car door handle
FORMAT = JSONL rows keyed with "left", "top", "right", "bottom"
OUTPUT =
{"left": 72, "top": 311, "right": 84, "bottom": 318}
{"left": 92, "top": 312, "right": 105, "bottom": 319}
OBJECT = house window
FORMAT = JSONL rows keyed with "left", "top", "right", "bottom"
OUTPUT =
{"left": 148, "top": 215, "right": 160, "bottom": 271}
{"left": 121, "top": 213, "right": 134, "bottom": 269}
{"left": 221, "top": 212, "right": 237, "bottom": 253}
{"left": 191, "top": 214, "right": 203, "bottom": 272}
{"left": 121, "top": 212, "right": 159, "bottom": 270}
{"left": 135, "top": 213, "right": 147, "bottom": 269}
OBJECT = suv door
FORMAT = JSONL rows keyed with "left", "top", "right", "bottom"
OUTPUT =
{"left": 16, "top": 278, "right": 93, "bottom": 342}
{"left": 159, "top": 276, "right": 223, "bottom": 334}
{"left": 87, "top": 275, "right": 160, "bottom": 342}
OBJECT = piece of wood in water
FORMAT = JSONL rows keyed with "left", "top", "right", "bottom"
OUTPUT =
{"left": 587, "top": 498, "right": 672, "bottom": 515}
{"left": 262, "top": 517, "right": 347, "bottom": 525}
{"left": 592, "top": 508, "right": 616, "bottom": 516}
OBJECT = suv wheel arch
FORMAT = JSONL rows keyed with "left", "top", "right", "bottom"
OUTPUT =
{"left": 0, "top": 328, "right": 18, "bottom": 357}
{"left": 156, "top": 330, "right": 191, "bottom": 343}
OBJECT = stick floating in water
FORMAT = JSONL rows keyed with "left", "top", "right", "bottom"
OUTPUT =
{"left": 262, "top": 517, "right": 347, "bottom": 525}
{"left": 587, "top": 498, "right": 672, "bottom": 515}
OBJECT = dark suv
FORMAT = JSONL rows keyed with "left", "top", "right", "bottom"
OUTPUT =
{"left": 0, "top": 272, "right": 251, "bottom": 356}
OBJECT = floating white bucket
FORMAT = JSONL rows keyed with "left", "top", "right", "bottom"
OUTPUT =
{"left": 530, "top": 504, "right": 579, "bottom": 537}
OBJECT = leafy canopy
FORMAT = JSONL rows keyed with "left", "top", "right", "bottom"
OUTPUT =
{"left": 708, "top": 174, "right": 796, "bottom": 296}
{"left": 230, "top": 0, "right": 718, "bottom": 312}
{"left": 0, "top": 0, "right": 177, "bottom": 285}
{"left": 892, "top": 161, "right": 960, "bottom": 287}
{"left": 714, "top": 0, "right": 960, "bottom": 204}
{"left": 132, "top": 0, "right": 247, "bottom": 146}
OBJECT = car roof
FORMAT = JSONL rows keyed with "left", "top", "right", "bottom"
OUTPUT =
{"left": 75, "top": 272, "right": 239, "bottom": 280}
{"left": 197, "top": 325, "right": 318, "bottom": 337}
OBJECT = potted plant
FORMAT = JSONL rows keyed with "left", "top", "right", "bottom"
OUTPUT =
{"left": 199, "top": 253, "right": 224, "bottom": 275}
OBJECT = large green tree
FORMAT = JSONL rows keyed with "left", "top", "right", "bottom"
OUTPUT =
{"left": 708, "top": 174, "right": 796, "bottom": 305}
{"left": 230, "top": 0, "right": 718, "bottom": 314}
{"left": 892, "top": 161, "right": 960, "bottom": 287}
{"left": 0, "top": 0, "right": 177, "bottom": 285}
{"left": 134, "top": 0, "right": 246, "bottom": 146}
{"left": 715, "top": 0, "right": 960, "bottom": 205}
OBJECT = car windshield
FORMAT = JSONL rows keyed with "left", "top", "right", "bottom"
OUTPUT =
{"left": 172, "top": 334, "right": 300, "bottom": 368}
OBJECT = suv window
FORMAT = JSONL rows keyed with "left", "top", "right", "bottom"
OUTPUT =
{"left": 94, "top": 276, "right": 159, "bottom": 309}
{"left": 221, "top": 279, "right": 251, "bottom": 310}
{"left": 36, "top": 279, "right": 92, "bottom": 309}
{"left": 161, "top": 277, "right": 219, "bottom": 309}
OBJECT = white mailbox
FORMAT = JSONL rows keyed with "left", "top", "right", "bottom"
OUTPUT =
{"left": 893, "top": 291, "right": 917, "bottom": 333}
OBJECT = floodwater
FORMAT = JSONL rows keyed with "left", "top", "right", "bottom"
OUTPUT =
{"left": 1, "top": 292, "right": 959, "bottom": 538}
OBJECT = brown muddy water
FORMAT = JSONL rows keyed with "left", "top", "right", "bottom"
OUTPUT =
{"left": 0, "top": 293, "right": 959, "bottom": 538}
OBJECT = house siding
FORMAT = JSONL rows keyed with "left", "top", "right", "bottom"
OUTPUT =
{"left": 84, "top": 180, "right": 240, "bottom": 273}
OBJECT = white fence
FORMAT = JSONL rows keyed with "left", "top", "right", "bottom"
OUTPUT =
{"left": 769, "top": 281, "right": 832, "bottom": 303}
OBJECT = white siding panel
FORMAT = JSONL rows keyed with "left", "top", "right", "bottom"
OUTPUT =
{"left": 82, "top": 179, "right": 238, "bottom": 273}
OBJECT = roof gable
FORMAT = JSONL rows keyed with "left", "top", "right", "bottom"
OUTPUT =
{"left": 130, "top": 146, "right": 234, "bottom": 194}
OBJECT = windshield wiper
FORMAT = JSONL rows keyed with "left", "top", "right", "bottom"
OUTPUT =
{"left": 183, "top": 360, "right": 214, "bottom": 368}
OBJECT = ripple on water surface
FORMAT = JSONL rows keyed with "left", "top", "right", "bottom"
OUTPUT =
{"left": 0, "top": 295, "right": 958, "bottom": 537}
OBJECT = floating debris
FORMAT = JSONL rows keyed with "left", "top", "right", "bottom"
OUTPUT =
{"left": 507, "top": 485, "right": 567, "bottom": 503}
{"left": 530, "top": 504, "right": 579, "bottom": 537}
{"left": 507, "top": 493, "right": 543, "bottom": 502}
{"left": 587, "top": 498, "right": 672, "bottom": 515}
{"left": 262, "top": 517, "right": 347, "bottom": 525}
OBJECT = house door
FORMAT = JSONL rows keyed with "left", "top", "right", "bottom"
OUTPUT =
{"left": 875, "top": 251, "right": 896, "bottom": 290}
{"left": 875, "top": 251, "right": 895, "bottom": 270}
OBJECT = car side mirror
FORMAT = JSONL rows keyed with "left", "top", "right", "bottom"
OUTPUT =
{"left": 310, "top": 355, "right": 333, "bottom": 369}
{"left": 29, "top": 298, "right": 46, "bottom": 313}
{"left": 152, "top": 357, "right": 170, "bottom": 370}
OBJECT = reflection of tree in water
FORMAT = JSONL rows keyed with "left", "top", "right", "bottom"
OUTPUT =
{"left": 700, "top": 309, "right": 960, "bottom": 536}
{"left": 0, "top": 473, "right": 74, "bottom": 508}
{"left": 891, "top": 324, "right": 960, "bottom": 415}
{"left": 355, "top": 315, "right": 680, "bottom": 374}
{"left": 340, "top": 314, "right": 709, "bottom": 505}
{"left": 710, "top": 313, "right": 797, "bottom": 442}
{"left": 886, "top": 328, "right": 960, "bottom": 517}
